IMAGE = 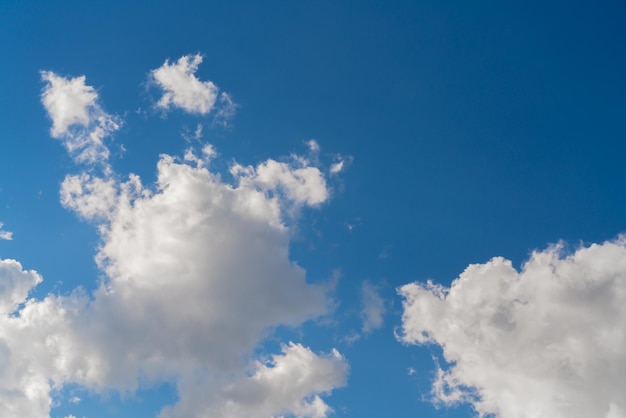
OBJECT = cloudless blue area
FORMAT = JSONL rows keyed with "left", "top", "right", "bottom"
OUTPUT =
{"left": 1, "top": 1, "right": 625, "bottom": 417}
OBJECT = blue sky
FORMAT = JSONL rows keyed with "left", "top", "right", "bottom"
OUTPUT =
{"left": 1, "top": 1, "right": 626, "bottom": 417}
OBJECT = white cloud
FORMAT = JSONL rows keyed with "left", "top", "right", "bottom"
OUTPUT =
{"left": 0, "top": 141, "right": 346, "bottom": 416}
{"left": 18, "top": 65, "right": 348, "bottom": 418}
{"left": 60, "top": 174, "right": 118, "bottom": 221}
{"left": 360, "top": 281, "right": 385, "bottom": 334}
{"left": 84, "top": 152, "right": 333, "bottom": 382}
{"left": 151, "top": 54, "right": 219, "bottom": 115}
{"left": 40, "top": 72, "right": 96, "bottom": 137}
{"left": 0, "top": 222, "right": 12, "bottom": 241}
{"left": 159, "top": 343, "right": 348, "bottom": 418}
{"left": 40, "top": 72, "right": 120, "bottom": 166}
{"left": 329, "top": 155, "right": 352, "bottom": 176}
{"left": 0, "top": 260, "right": 51, "bottom": 416}
{"left": 0, "top": 259, "right": 41, "bottom": 314}
{"left": 232, "top": 157, "right": 328, "bottom": 208}
{"left": 329, "top": 160, "right": 344, "bottom": 174}
{"left": 399, "top": 238, "right": 626, "bottom": 418}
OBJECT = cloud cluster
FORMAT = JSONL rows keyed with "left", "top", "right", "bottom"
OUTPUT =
{"left": 150, "top": 54, "right": 237, "bottom": 126}
{"left": 0, "top": 62, "right": 348, "bottom": 417}
{"left": 399, "top": 239, "right": 626, "bottom": 418}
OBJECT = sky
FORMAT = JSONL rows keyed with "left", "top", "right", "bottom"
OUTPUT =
{"left": 0, "top": 1, "right": 626, "bottom": 417}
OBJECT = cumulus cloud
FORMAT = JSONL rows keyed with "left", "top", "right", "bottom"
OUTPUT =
{"left": 1, "top": 64, "right": 351, "bottom": 418}
{"left": 0, "top": 124, "right": 346, "bottom": 415}
{"left": 83, "top": 151, "right": 333, "bottom": 382}
{"left": 0, "top": 259, "right": 41, "bottom": 314}
{"left": 0, "top": 222, "right": 12, "bottom": 241}
{"left": 60, "top": 174, "right": 118, "bottom": 221}
{"left": 150, "top": 54, "right": 221, "bottom": 115}
{"left": 40, "top": 71, "right": 120, "bottom": 166}
{"left": 0, "top": 145, "right": 347, "bottom": 416}
{"left": 398, "top": 238, "right": 626, "bottom": 418}
{"left": 360, "top": 281, "right": 386, "bottom": 334}
{"left": 231, "top": 157, "right": 328, "bottom": 208}
{"left": 159, "top": 343, "right": 348, "bottom": 418}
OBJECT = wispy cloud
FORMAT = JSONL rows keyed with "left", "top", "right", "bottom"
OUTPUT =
{"left": 0, "top": 222, "right": 12, "bottom": 241}
{"left": 212, "top": 92, "right": 238, "bottom": 127}
{"left": 360, "top": 281, "right": 386, "bottom": 334}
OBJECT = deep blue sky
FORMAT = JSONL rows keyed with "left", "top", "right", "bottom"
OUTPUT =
{"left": 0, "top": 1, "right": 625, "bottom": 417}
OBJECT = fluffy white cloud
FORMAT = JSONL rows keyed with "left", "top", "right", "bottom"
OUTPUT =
{"left": 0, "top": 144, "right": 346, "bottom": 416}
{"left": 399, "top": 238, "right": 626, "bottom": 418}
{"left": 60, "top": 174, "right": 118, "bottom": 221}
{"left": 159, "top": 343, "right": 348, "bottom": 418}
{"left": 360, "top": 281, "right": 385, "bottom": 334}
{"left": 40, "top": 72, "right": 120, "bottom": 166}
{"left": 0, "top": 222, "right": 12, "bottom": 241}
{"left": 232, "top": 158, "right": 328, "bottom": 208}
{"left": 0, "top": 259, "right": 41, "bottom": 314}
{"left": 4, "top": 64, "right": 349, "bottom": 418}
{"left": 82, "top": 152, "right": 332, "bottom": 382}
{"left": 151, "top": 54, "right": 220, "bottom": 115}
{"left": 40, "top": 72, "right": 96, "bottom": 137}
{"left": 0, "top": 260, "right": 54, "bottom": 416}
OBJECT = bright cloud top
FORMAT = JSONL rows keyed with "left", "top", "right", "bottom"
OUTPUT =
{"left": 399, "top": 239, "right": 626, "bottom": 418}
{"left": 0, "top": 222, "right": 12, "bottom": 241}
{"left": 0, "top": 65, "right": 348, "bottom": 417}
{"left": 41, "top": 71, "right": 120, "bottom": 166}
{"left": 151, "top": 54, "right": 222, "bottom": 115}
